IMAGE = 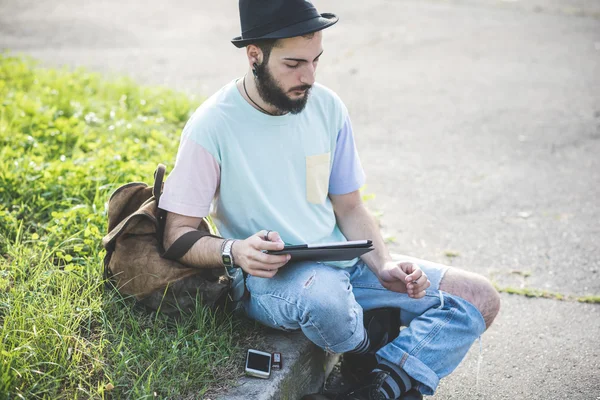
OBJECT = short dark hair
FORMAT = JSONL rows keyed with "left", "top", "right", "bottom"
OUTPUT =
{"left": 253, "top": 33, "right": 316, "bottom": 64}
{"left": 254, "top": 39, "right": 279, "bottom": 64}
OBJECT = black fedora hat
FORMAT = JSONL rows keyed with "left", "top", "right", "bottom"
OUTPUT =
{"left": 231, "top": 0, "right": 338, "bottom": 48}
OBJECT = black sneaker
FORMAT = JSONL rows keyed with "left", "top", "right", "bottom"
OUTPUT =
{"left": 300, "top": 371, "right": 389, "bottom": 400}
{"left": 338, "top": 371, "right": 423, "bottom": 400}
{"left": 339, "top": 370, "right": 389, "bottom": 399}
{"left": 301, "top": 374, "right": 423, "bottom": 400}
{"left": 340, "top": 308, "right": 401, "bottom": 385}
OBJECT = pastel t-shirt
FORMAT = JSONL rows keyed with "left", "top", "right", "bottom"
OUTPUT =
{"left": 159, "top": 80, "right": 365, "bottom": 268}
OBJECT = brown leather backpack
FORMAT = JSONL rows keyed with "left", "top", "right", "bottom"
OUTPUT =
{"left": 102, "top": 164, "right": 230, "bottom": 316}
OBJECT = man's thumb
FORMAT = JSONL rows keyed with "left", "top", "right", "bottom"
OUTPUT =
{"left": 382, "top": 266, "right": 407, "bottom": 282}
{"left": 399, "top": 262, "right": 417, "bottom": 275}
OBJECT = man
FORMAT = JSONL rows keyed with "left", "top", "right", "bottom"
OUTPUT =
{"left": 159, "top": 0, "right": 501, "bottom": 399}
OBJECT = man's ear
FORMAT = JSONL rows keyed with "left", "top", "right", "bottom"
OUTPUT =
{"left": 246, "top": 44, "right": 262, "bottom": 67}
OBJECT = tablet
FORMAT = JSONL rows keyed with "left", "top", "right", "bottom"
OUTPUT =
{"left": 266, "top": 240, "right": 374, "bottom": 262}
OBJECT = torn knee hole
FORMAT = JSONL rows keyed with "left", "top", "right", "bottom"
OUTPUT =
{"left": 303, "top": 271, "right": 316, "bottom": 289}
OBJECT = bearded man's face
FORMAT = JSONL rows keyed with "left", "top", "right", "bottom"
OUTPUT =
{"left": 254, "top": 31, "right": 323, "bottom": 115}
{"left": 254, "top": 62, "right": 311, "bottom": 114}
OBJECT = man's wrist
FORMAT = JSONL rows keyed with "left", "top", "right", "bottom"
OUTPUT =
{"left": 369, "top": 254, "right": 394, "bottom": 275}
{"left": 230, "top": 239, "right": 239, "bottom": 267}
{"left": 221, "top": 239, "right": 237, "bottom": 268}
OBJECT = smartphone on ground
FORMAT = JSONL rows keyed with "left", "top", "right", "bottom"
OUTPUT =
{"left": 245, "top": 349, "right": 272, "bottom": 379}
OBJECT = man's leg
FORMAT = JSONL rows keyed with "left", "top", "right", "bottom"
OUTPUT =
{"left": 350, "top": 256, "right": 499, "bottom": 396}
{"left": 438, "top": 267, "right": 501, "bottom": 329}
{"left": 241, "top": 261, "right": 367, "bottom": 354}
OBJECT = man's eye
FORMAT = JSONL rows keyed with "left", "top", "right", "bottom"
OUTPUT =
{"left": 286, "top": 64, "right": 300, "bottom": 69}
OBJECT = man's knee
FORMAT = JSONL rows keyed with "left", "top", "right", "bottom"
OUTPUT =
{"left": 300, "top": 267, "right": 355, "bottom": 313}
{"left": 247, "top": 265, "right": 358, "bottom": 324}
{"left": 247, "top": 265, "right": 362, "bottom": 351}
{"left": 439, "top": 268, "right": 500, "bottom": 329}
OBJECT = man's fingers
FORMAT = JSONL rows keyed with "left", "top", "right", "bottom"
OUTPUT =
{"left": 403, "top": 263, "right": 430, "bottom": 298}
{"left": 255, "top": 230, "right": 284, "bottom": 244}
{"left": 405, "top": 266, "right": 422, "bottom": 283}
{"left": 414, "top": 276, "right": 430, "bottom": 291}
{"left": 408, "top": 273, "right": 427, "bottom": 288}
{"left": 382, "top": 266, "right": 407, "bottom": 282}
{"left": 257, "top": 230, "right": 271, "bottom": 240}
{"left": 408, "top": 277, "right": 429, "bottom": 289}
{"left": 408, "top": 279, "right": 430, "bottom": 297}
{"left": 251, "top": 251, "right": 290, "bottom": 266}
{"left": 267, "top": 231, "right": 284, "bottom": 244}
{"left": 410, "top": 290, "right": 427, "bottom": 299}
{"left": 401, "top": 262, "right": 422, "bottom": 283}
{"left": 251, "top": 234, "right": 285, "bottom": 251}
{"left": 245, "top": 252, "right": 290, "bottom": 273}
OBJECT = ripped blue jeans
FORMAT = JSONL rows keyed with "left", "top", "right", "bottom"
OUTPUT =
{"left": 241, "top": 256, "right": 486, "bottom": 395}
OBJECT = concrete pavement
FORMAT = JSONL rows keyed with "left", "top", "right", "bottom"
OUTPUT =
{"left": 2, "top": 0, "right": 599, "bottom": 398}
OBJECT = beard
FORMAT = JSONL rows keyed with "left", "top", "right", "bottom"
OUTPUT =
{"left": 254, "top": 62, "right": 312, "bottom": 115}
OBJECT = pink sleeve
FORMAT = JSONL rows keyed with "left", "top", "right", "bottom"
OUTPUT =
{"left": 158, "top": 138, "right": 220, "bottom": 218}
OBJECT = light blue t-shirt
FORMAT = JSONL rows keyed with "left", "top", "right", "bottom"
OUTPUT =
{"left": 160, "top": 79, "right": 365, "bottom": 268}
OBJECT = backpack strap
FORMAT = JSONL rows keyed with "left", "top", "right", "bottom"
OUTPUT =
{"left": 155, "top": 163, "right": 168, "bottom": 249}
{"left": 153, "top": 163, "right": 166, "bottom": 204}
{"left": 153, "top": 163, "right": 221, "bottom": 261}
{"left": 162, "top": 230, "right": 220, "bottom": 260}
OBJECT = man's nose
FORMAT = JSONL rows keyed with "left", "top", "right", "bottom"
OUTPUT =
{"left": 300, "top": 63, "right": 316, "bottom": 86}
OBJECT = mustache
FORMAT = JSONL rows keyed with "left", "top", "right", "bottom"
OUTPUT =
{"left": 289, "top": 85, "right": 312, "bottom": 92}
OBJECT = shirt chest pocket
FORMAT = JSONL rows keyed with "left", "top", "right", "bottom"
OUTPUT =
{"left": 305, "top": 152, "right": 331, "bottom": 204}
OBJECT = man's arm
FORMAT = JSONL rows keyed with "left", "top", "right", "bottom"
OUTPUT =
{"left": 330, "top": 190, "right": 431, "bottom": 298}
{"left": 163, "top": 212, "right": 224, "bottom": 267}
{"left": 329, "top": 190, "right": 392, "bottom": 271}
{"left": 163, "top": 211, "right": 291, "bottom": 278}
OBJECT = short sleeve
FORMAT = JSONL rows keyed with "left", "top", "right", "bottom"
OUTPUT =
{"left": 159, "top": 135, "right": 220, "bottom": 218}
{"left": 328, "top": 116, "right": 366, "bottom": 195}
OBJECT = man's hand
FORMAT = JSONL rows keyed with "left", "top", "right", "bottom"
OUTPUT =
{"left": 377, "top": 261, "right": 431, "bottom": 299}
{"left": 231, "top": 230, "right": 290, "bottom": 278}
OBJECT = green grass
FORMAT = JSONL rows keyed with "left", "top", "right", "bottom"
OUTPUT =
{"left": 0, "top": 53, "right": 260, "bottom": 399}
{"left": 576, "top": 295, "right": 600, "bottom": 304}
{"left": 443, "top": 251, "right": 460, "bottom": 259}
{"left": 495, "top": 285, "right": 600, "bottom": 304}
{"left": 496, "top": 286, "right": 566, "bottom": 301}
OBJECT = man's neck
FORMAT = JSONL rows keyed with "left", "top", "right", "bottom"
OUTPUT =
{"left": 237, "top": 73, "right": 286, "bottom": 116}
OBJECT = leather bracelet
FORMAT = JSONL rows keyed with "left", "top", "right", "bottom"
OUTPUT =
{"left": 230, "top": 239, "right": 237, "bottom": 266}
